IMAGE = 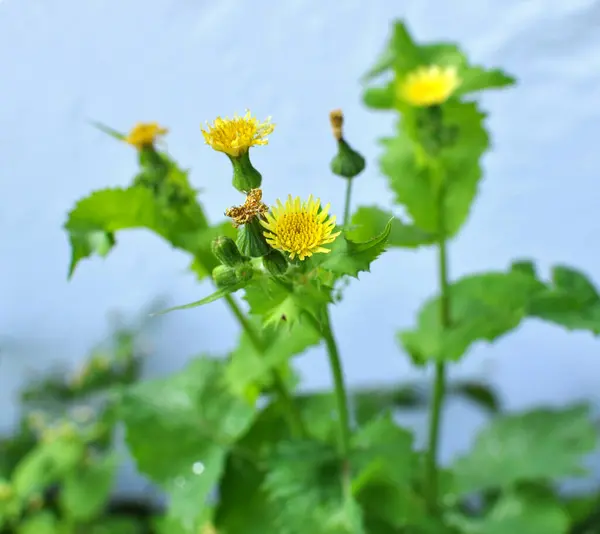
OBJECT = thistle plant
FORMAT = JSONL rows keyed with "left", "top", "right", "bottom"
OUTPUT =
{"left": 60, "top": 19, "right": 600, "bottom": 534}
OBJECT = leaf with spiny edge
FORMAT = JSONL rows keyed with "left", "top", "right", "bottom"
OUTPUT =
{"left": 316, "top": 218, "right": 393, "bottom": 279}
{"left": 350, "top": 206, "right": 436, "bottom": 248}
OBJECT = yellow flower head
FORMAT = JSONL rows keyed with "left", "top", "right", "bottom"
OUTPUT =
{"left": 201, "top": 110, "right": 275, "bottom": 158}
{"left": 261, "top": 195, "right": 341, "bottom": 261}
{"left": 124, "top": 122, "right": 168, "bottom": 149}
{"left": 399, "top": 65, "right": 461, "bottom": 107}
{"left": 225, "top": 188, "right": 269, "bottom": 228}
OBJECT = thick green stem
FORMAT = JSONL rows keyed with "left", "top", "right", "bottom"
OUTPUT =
{"left": 342, "top": 178, "right": 354, "bottom": 227}
{"left": 223, "top": 294, "right": 306, "bottom": 438}
{"left": 425, "top": 191, "right": 451, "bottom": 513}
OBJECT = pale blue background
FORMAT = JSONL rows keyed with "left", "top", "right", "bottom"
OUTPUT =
{"left": 2, "top": 0, "right": 600, "bottom": 497}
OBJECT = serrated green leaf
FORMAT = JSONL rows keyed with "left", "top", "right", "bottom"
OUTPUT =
{"left": 451, "top": 404, "right": 597, "bottom": 496}
{"left": 226, "top": 319, "right": 321, "bottom": 398}
{"left": 317, "top": 219, "right": 392, "bottom": 278}
{"left": 119, "top": 357, "right": 256, "bottom": 529}
{"left": 528, "top": 265, "right": 600, "bottom": 334}
{"left": 60, "top": 453, "right": 118, "bottom": 521}
{"left": 451, "top": 490, "right": 569, "bottom": 534}
{"left": 244, "top": 275, "right": 332, "bottom": 328}
{"left": 400, "top": 270, "right": 544, "bottom": 363}
{"left": 350, "top": 206, "right": 436, "bottom": 248}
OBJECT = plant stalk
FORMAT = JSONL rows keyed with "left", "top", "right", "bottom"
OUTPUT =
{"left": 343, "top": 178, "right": 354, "bottom": 227}
{"left": 223, "top": 294, "right": 306, "bottom": 438}
{"left": 425, "top": 190, "right": 451, "bottom": 513}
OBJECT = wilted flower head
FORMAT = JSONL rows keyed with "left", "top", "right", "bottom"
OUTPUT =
{"left": 261, "top": 195, "right": 341, "bottom": 261}
{"left": 225, "top": 188, "right": 269, "bottom": 228}
{"left": 124, "top": 122, "right": 168, "bottom": 149}
{"left": 399, "top": 65, "right": 461, "bottom": 107}
{"left": 201, "top": 111, "right": 274, "bottom": 158}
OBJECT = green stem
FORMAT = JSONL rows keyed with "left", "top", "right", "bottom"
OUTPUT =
{"left": 425, "top": 190, "right": 451, "bottom": 513}
{"left": 342, "top": 178, "right": 354, "bottom": 227}
{"left": 223, "top": 294, "right": 306, "bottom": 438}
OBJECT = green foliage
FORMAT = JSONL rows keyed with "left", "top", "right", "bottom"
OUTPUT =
{"left": 451, "top": 405, "right": 597, "bottom": 496}
{"left": 119, "top": 357, "right": 256, "bottom": 530}
{"left": 401, "top": 268, "right": 544, "bottom": 363}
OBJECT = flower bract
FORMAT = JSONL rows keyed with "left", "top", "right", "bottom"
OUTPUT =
{"left": 399, "top": 65, "right": 461, "bottom": 107}
{"left": 201, "top": 110, "right": 275, "bottom": 158}
{"left": 261, "top": 195, "right": 341, "bottom": 261}
{"left": 124, "top": 122, "right": 168, "bottom": 149}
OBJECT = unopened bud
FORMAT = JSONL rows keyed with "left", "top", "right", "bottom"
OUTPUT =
{"left": 212, "top": 265, "right": 240, "bottom": 288}
{"left": 211, "top": 236, "right": 248, "bottom": 267}
{"left": 329, "top": 109, "right": 366, "bottom": 179}
{"left": 236, "top": 218, "right": 271, "bottom": 258}
{"left": 263, "top": 249, "right": 289, "bottom": 276}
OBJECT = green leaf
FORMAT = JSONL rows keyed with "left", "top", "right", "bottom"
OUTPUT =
{"left": 60, "top": 453, "right": 118, "bottom": 521}
{"left": 352, "top": 383, "right": 427, "bottom": 425}
{"left": 400, "top": 270, "right": 544, "bottom": 363}
{"left": 456, "top": 67, "right": 516, "bottom": 96}
{"left": 349, "top": 206, "right": 436, "bottom": 248}
{"left": 151, "top": 281, "right": 251, "bottom": 316}
{"left": 448, "top": 381, "right": 501, "bottom": 414}
{"left": 244, "top": 275, "right": 332, "bottom": 328}
{"left": 452, "top": 490, "right": 569, "bottom": 534}
{"left": 119, "top": 357, "right": 256, "bottom": 529}
{"left": 226, "top": 320, "right": 321, "bottom": 399}
{"left": 64, "top": 187, "right": 168, "bottom": 277}
{"left": 90, "top": 120, "right": 126, "bottom": 141}
{"left": 528, "top": 265, "right": 600, "bottom": 334}
{"left": 451, "top": 404, "right": 597, "bottom": 495}
{"left": 317, "top": 219, "right": 392, "bottom": 278}
{"left": 362, "top": 84, "right": 395, "bottom": 110}
{"left": 263, "top": 440, "right": 364, "bottom": 534}
{"left": 16, "top": 511, "right": 58, "bottom": 534}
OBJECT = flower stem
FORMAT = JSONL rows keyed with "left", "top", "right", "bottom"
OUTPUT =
{"left": 223, "top": 294, "right": 306, "bottom": 438}
{"left": 425, "top": 192, "right": 451, "bottom": 514}
{"left": 343, "top": 178, "right": 354, "bottom": 227}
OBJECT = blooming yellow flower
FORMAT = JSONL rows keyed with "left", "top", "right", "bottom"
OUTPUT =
{"left": 201, "top": 110, "right": 275, "bottom": 157}
{"left": 399, "top": 65, "right": 461, "bottom": 107}
{"left": 261, "top": 195, "right": 341, "bottom": 261}
{"left": 124, "top": 122, "right": 168, "bottom": 149}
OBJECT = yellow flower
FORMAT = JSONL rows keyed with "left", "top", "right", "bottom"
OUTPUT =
{"left": 261, "top": 195, "right": 341, "bottom": 261}
{"left": 124, "top": 122, "right": 168, "bottom": 149}
{"left": 399, "top": 65, "right": 461, "bottom": 107}
{"left": 201, "top": 110, "right": 275, "bottom": 157}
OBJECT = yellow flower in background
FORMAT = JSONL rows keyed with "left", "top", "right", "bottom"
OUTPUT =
{"left": 201, "top": 110, "right": 275, "bottom": 157}
{"left": 399, "top": 65, "right": 461, "bottom": 107}
{"left": 124, "top": 122, "right": 168, "bottom": 149}
{"left": 261, "top": 195, "right": 341, "bottom": 261}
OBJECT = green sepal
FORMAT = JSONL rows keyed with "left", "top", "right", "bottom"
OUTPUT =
{"left": 330, "top": 138, "right": 366, "bottom": 179}
{"left": 236, "top": 218, "right": 271, "bottom": 258}
{"left": 229, "top": 151, "right": 262, "bottom": 193}
{"left": 262, "top": 249, "right": 289, "bottom": 276}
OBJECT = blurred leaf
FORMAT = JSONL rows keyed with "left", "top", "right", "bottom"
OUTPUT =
{"left": 452, "top": 490, "right": 569, "bottom": 534}
{"left": 61, "top": 453, "right": 118, "bottom": 521}
{"left": 263, "top": 440, "right": 365, "bottom": 534}
{"left": 120, "top": 357, "right": 256, "bottom": 529}
{"left": 528, "top": 265, "right": 600, "bottom": 334}
{"left": 362, "top": 85, "right": 395, "bottom": 110}
{"left": 349, "top": 206, "right": 437, "bottom": 248}
{"left": 352, "top": 383, "right": 427, "bottom": 424}
{"left": 451, "top": 404, "right": 597, "bottom": 495}
{"left": 379, "top": 101, "right": 488, "bottom": 238}
{"left": 400, "top": 270, "right": 544, "bottom": 363}
{"left": 91, "top": 120, "right": 126, "bottom": 140}
{"left": 226, "top": 320, "right": 321, "bottom": 399}
{"left": 16, "top": 511, "right": 58, "bottom": 534}
{"left": 317, "top": 219, "right": 393, "bottom": 279}
{"left": 449, "top": 381, "right": 501, "bottom": 414}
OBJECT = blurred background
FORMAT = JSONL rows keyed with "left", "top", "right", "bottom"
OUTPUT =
{"left": 2, "top": 0, "right": 600, "bottom": 503}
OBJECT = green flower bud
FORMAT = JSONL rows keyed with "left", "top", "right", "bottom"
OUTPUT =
{"left": 212, "top": 265, "right": 239, "bottom": 288}
{"left": 329, "top": 110, "right": 365, "bottom": 179}
{"left": 236, "top": 218, "right": 271, "bottom": 258}
{"left": 211, "top": 236, "right": 248, "bottom": 267}
{"left": 262, "top": 249, "right": 289, "bottom": 276}
{"left": 235, "top": 263, "right": 255, "bottom": 283}
{"left": 229, "top": 151, "right": 262, "bottom": 193}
